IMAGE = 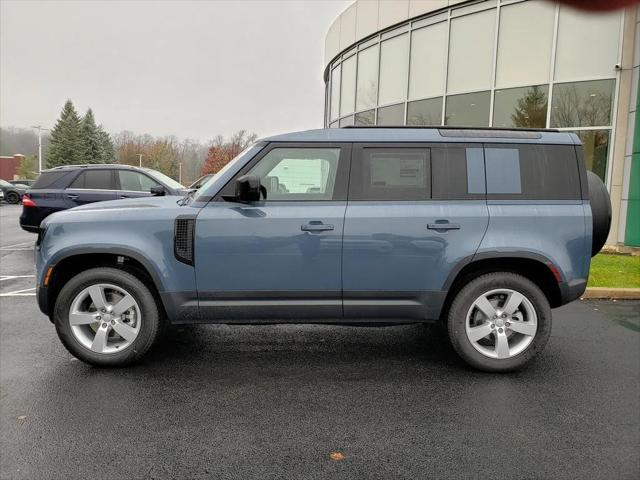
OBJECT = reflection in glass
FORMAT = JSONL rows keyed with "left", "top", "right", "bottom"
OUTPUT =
{"left": 407, "top": 97, "right": 443, "bottom": 126}
{"left": 445, "top": 91, "right": 490, "bottom": 127}
{"left": 573, "top": 130, "right": 610, "bottom": 182}
{"left": 330, "top": 65, "right": 341, "bottom": 121}
{"left": 379, "top": 34, "right": 409, "bottom": 106}
{"left": 356, "top": 45, "right": 379, "bottom": 112}
{"left": 409, "top": 22, "right": 447, "bottom": 100}
{"left": 377, "top": 103, "right": 405, "bottom": 126}
{"left": 493, "top": 85, "right": 548, "bottom": 128}
{"left": 340, "top": 56, "right": 356, "bottom": 116}
{"left": 339, "top": 115, "right": 354, "bottom": 127}
{"left": 551, "top": 79, "right": 614, "bottom": 128}
{"left": 355, "top": 110, "right": 375, "bottom": 126}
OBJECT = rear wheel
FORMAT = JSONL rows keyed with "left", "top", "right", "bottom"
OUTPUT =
{"left": 5, "top": 191, "right": 20, "bottom": 204}
{"left": 447, "top": 272, "right": 551, "bottom": 372}
{"left": 54, "top": 267, "right": 160, "bottom": 366}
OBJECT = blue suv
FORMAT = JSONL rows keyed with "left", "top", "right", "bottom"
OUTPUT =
{"left": 34, "top": 128, "right": 611, "bottom": 371}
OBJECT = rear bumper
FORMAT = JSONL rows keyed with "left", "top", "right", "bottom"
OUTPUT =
{"left": 20, "top": 223, "right": 40, "bottom": 233}
{"left": 559, "top": 279, "right": 588, "bottom": 306}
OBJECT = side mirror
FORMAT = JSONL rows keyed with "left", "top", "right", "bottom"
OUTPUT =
{"left": 235, "top": 174, "right": 264, "bottom": 203}
{"left": 150, "top": 185, "right": 166, "bottom": 196}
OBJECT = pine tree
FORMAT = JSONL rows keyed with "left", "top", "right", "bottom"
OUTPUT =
{"left": 47, "top": 100, "right": 84, "bottom": 167}
{"left": 511, "top": 86, "right": 548, "bottom": 128}
{"left": 80, "top": 108, "right": 102, "bottom": 163}
{"left": 97, "top": 126, "right": 115, "bottom": 163}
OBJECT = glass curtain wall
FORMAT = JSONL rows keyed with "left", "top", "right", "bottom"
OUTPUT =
{"left": 325, "top": 0, "right": 623, "bottom": 183}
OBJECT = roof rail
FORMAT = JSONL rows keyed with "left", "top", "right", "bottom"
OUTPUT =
{"left": 51, "top": 163, "right": 138, "bottom": 169}
{"left": 340, "top": 125, "right": 559, "bottom": 133}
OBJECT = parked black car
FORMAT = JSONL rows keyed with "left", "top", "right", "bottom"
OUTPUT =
{"left": 20, "top": 164, "right": 187, "bottom": 232}
{"left": 0, "top": 179, "right": 28, "bottom": 204}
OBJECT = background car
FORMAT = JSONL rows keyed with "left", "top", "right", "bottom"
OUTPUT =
{"left": 10, "top": 179, "right": 37, "bottom": 188}
{"left": 0, "top": 190, "right": 4, "bottom": 202}
{"left": 20, "top": 164, "right": 188, "bottom": 232}
{"left": 188, "top": 173, "right": 214, "bottom": 190}
{"left": 0, "top": 179, "right": 27, "bottom": 204}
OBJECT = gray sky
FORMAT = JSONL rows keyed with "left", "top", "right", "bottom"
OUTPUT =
{"left": 0, "top": 0, "right": 351, "bottom": 141}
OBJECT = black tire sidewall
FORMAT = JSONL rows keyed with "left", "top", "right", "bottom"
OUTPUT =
{"left": 6, "top": 192, "right": 19, "bottom": 204}
{"left": 54, "top": 267, "right": 160, "bottom": 367}
{"left": 447, "top": 272, "right": 552, "bottom": 372}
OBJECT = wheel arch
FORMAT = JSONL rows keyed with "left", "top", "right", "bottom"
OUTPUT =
{"left": 440, "top": 253, "right": 563, "bottom": 321}
{"left": 44, "top": 250, "right": 166, "bottom": 321}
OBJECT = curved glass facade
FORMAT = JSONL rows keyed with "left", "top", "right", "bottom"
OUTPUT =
{"left": 324, "top": 0, "right": 623, "bottom": 182}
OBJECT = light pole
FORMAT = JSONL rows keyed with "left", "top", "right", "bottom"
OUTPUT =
{"left": 137, "top": 154, "right": 143, "bottom": 167}
{"left": 179, "top": 162, "right": 182, "bottom": 185}
{"left": 30, "top": 125, "right": 49, "bottom": 174}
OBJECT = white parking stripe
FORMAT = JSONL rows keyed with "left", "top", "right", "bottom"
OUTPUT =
{"left": 0, "top": 241, "right": 34, "bottom": 249}
{"left": 0, "top": 275, "right": 35, "bottom": 281}
{"left": 0, "top": 287, "right": 36, "bottom": 297}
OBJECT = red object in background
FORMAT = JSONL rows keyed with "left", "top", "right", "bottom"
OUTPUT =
{"left": 554, "top": 0, "right": 639, "bottom": 11}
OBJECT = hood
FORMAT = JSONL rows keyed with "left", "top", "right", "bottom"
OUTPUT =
{"left": 70, "top": 194, "right": 184, "bottom": 212}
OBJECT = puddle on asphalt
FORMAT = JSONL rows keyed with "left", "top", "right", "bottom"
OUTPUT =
{"left": 582, "top": 300, "right": 640, "bottom": 332}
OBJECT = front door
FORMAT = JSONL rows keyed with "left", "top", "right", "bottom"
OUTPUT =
{"left": 194, "top": 143, "right": 351, "bottom": 321}
{"left": 342, "top": 144, "right": 489, "bottom": 321}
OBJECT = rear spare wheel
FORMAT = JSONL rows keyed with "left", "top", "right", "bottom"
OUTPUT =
{"left": 587, "top": 171, "right": 611, "bottom": 257}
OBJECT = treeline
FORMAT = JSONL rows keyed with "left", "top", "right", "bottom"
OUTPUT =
{"left": 47, "top": 100, "right": 115, "bottom": 167}
{"left": 0, "top": 127, "right": 50, "bottom": 158}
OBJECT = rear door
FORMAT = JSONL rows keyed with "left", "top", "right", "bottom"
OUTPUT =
{"left": 64, "top": 169, "right": 117, "bottom": 206}
{"left": 115, "top": 170, "right": 162, "bottom": 199}
{"left": 342, "top": 143, "right": 489, "bottom": 320}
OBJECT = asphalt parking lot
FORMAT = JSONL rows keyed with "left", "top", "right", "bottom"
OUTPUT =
{"left": 0, "top": 203, "right": 638, "bottom": 479}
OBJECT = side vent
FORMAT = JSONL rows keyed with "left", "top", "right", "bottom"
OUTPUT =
{"left": 174, "top": 217, "right": 195, "bottom": 265}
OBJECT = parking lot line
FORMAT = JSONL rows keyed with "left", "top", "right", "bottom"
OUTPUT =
{"left": 0, "top": 287, "right": 36, "bottom": 297}
{"left": 0, "top": 275, "right": 35, "bottom": 281}
{"left": 0, "top": 241, "right": 34, "bottom": 250}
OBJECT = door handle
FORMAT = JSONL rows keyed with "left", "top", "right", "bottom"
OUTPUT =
{"left": 427, "top": 222, "right": 461, "bottom": 231}
{"left": 301, "top": 222, "right": 334, "bottom": 232}
{"left": 66, "top": 194, "right": 79, "bottom": 200}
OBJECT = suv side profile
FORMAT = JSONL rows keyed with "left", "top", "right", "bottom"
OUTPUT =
{"left": 34, "top": 128, "right": 611, "bottom": 372}
{"left": 19, "top": 164, "right": 187, "bottom": 232}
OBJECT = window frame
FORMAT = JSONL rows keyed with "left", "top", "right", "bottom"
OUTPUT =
{"left": 213, "top": 142, "right": 352, "bottom": 203}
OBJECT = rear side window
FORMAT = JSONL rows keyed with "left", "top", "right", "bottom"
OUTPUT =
{"left": 484, "top": 144, "right": 581, "bottom": 200}
{"left": 431, "top": 146, "right": 486, "bottom": 199}
{"left": 350, "top": 148, "right": 430, "bottom": 200}
{"left": 69, "top": 170, "right": 114, "bottom": 190}
{"left": 31, "top": 171, "right": 76, "bottom": 189}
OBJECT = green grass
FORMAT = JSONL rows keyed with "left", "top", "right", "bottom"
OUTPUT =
{"left": 588, "top": 253, "right": 640, "bottom": 288}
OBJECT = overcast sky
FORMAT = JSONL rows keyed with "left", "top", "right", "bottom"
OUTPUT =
{"left": 0, "top": 0, "right": 351, "bottom": 141}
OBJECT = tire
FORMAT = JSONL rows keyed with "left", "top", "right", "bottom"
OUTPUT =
{"left": 54, "top": 267, "right": 160, "bottom": 367}
{"left": 587, "top": 171, "right": 611, "bottom": 257}
{"left": 447, "top": 272, "right": 552, "bottom": 373}
{"left": 5, "top": 191, "right": 20, "bottom": 204}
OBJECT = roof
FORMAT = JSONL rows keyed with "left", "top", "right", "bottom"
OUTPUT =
{"left": 46, "top": 163, "right": 148, "bottom": 172}
{"left": 262, "top": 127, "right": 580, "bottom": 145}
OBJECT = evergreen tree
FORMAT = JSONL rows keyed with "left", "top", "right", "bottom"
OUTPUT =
{"left": 47, "top": 100, "right": 84, "bottom": 167}
{"left": 511, "top": 86, "right": 548, "bottom": 128}
{"left": 80, "top": 108, "right": 102, "bottom": 163}
{"left": 97, "top": 126, "right": 115, "bottom": 163}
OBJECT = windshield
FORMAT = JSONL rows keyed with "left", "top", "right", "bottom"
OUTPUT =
{"left": 195, "top": 143, "right": 263, "bottom": 197}
{"left": 144, "top": 169, "right": 185, "bottom": 190}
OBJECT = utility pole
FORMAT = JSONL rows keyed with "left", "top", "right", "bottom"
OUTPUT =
{"left": 137, "top": 154, "right": 143, "bottom": 167}
{"left": 30, "top": 125, "right": 49, "bottom": 174}
{"left": 179, "top": 162, "right": 182, "bottom": 185}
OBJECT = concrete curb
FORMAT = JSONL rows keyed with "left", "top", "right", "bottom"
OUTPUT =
{"left": 582, "top": 287, "right": 640, "bottom": 299}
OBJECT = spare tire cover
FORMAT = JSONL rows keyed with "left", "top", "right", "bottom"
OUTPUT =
{"left": 587, "top": 171, "right": 611, "bottom": 257}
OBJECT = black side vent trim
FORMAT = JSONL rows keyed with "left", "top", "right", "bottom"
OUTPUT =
{"left": 174, "top": 216, "right": 196, "bottom": 266}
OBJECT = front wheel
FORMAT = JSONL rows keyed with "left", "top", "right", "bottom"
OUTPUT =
{"left": 54, "top": 267, "right": 160, "bottom": 367}
{"left": 5, "top": 191, "right": 20, "bottom": 204}
{"left": 447, "top": 272, "right": 552, "bottom": 372}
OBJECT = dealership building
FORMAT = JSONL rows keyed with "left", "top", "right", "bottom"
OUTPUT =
{"left": 324, "top": 0, "right": 640, "bottom": 248}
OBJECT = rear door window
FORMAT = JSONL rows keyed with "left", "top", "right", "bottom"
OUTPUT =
{"left": 349, "top": 147, "right": 430, "bottom": 200}
{"left": 431, "top": 146, "right": 486, "bottom": 199}
{"left": 484, "top": 144, "right": 581, "bottom": 200}
{"left": 31, "top": 171, "right": 76, "bottom": 189}
{"left": 68, "top": 170, "right": 114, "bottom": 190}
